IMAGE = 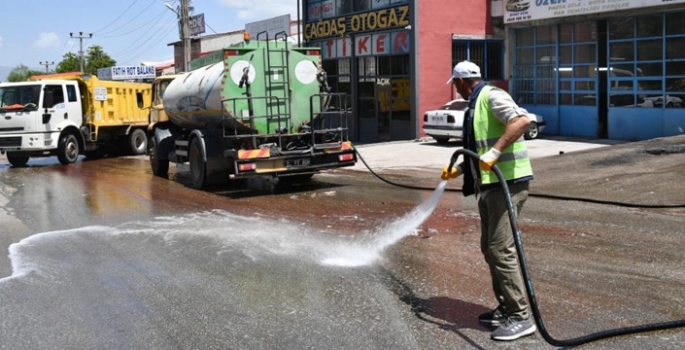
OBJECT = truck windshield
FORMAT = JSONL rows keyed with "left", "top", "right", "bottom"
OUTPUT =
{"left": 0, "top": 85, "right": 41, "bottom": 111}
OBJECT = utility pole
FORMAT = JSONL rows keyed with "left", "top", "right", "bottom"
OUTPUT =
{"left": 39, "top": 61, "right": 55, "bottom": 73}
{"left": 69, "top": 31, "right": 93, "bottom": 72}
{"left": 181, "top": 0, "right": 191, "bottom": 72}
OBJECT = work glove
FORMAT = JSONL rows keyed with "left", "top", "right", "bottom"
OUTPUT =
{"left": 441, "top": 164, "right": 462, "bottom": 180}
{"left": 479, "top": 148, "right": 502, "bottom": 172}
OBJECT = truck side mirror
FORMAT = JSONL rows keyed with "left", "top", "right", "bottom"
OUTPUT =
{"left": 136, "top": 92, "right": 144, "bottom": 109}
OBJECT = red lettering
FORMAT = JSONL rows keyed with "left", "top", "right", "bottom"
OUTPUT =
{"left": 325, "top": 40, "right": 335, "bottom": 58}
{"left": 358, "top": 36, "right": 369, "bottom": 54}
{"left": 341, "top": 39, "right": 348, "bottom": 56}
{"left": 376, "top": 35, "right": 387, "bottom": 54}
{"left": 393, "top": 32, "right": 408, "bottom": 53}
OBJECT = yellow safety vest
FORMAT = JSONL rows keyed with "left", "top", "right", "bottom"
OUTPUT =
{"left": 474, "top": 86, "right": 533, "bottom": 185}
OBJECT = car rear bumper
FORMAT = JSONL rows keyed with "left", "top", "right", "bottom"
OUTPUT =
{"left": 422, "top": 126, "right": 462, "bottom": 138}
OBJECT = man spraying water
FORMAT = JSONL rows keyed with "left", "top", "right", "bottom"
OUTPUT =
{"left": 442, "top": 61, "right": 536, "bottom": 341}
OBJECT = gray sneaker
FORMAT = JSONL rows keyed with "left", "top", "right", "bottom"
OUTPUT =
{"left": 478, "top": 307, "right": 507, "bottom": 327}
{"left": 491, "top": 317, "right": 537, "bottom": 341}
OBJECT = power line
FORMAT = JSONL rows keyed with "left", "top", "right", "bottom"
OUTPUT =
{"left": 92, "top": 0, "right": 143, "bottom": 34}
{"left": 118, "top": 25, "right": 177, "bottom": 65}
{"left": 115, "top": 15, "right": 177, "bottom": 64}
{"left": 97, "top": 0, "right": 160, "bottom": 37}
{"left": 95, "top": 8, "right": 169, "bottom": 39}
{"left": 113, "top": 12, "right": 175, "bottom": 57}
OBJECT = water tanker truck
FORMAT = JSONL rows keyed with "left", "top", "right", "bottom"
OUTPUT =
{"left": 138, "top": 36, "right": 356, "bottom": 189}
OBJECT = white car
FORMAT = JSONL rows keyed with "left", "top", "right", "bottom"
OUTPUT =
{"left": 422, "top": 99, "right": 546, "bottom": 144}
{"left": 643, "top": 95, "right": 683, "bottom": 108}
{"left": 506, "top": 0, "right": 530, "bottom": 12}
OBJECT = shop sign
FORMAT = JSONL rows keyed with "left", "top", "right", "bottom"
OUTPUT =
{"left": 304, "top": 5, "right": 410, "bottom": 41}
{"left": 246, "top": 14, "right": 291, "bottom": 38}
{"left": 308, "top": 2, "right": 322, "bottom": 21}
{"left": 97, "top": 66, "right": 156, "bottom": 81}
{"left": 321, "top": 0, "right": 336, "bottom": 19}
{"left": 505, "top": 0, "right": 685, "bottom": 24}
{"left": 316, "top": 30, "right": 410, "bottom": 59}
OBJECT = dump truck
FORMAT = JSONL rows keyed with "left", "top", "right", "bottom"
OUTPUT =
{"left": 0, "top": 72, "right": 152, "bottom": 166}
{"left": 139, "top": 36, "right": 356, "bottom": 189}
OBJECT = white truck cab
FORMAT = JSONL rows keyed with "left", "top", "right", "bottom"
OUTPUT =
{"left": 0, "top": 80, "right": 84, "bottom": 166}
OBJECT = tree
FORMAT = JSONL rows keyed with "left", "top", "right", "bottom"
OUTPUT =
{"left": 85, "top": 45, "right": 116, "bottom": 74}
{"left": 55, "top": 45, "right": 117, "bottom": 75}
{"left": 55, "top": 52, "right": 81, "bottom": 73}
{"left": 7, "top": 64, "right": 45, "bottom": 82}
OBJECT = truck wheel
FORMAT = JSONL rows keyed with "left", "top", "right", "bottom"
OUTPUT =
{"left": 6, "top": 153, "right": 30, "bottom": 167}
{"left": 57, "top": 133, "right": 80, "bottom": 164}
{"left": 189, "top": 137, "right": 207, "bottom": 190}
{"left": 129, "top": 129, "right": 148, "bottom": 155}
{"left": 150, "top": 137, "right": 169, "bottom": 177}
{"left": 524, "top": 122, "right": 539, "bottom": 140}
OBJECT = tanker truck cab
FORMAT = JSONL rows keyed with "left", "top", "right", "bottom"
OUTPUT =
{"left": 0, "top": 80, "right": 84, "bottom": 166}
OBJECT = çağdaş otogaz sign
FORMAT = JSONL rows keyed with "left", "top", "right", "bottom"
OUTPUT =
{"left": 304, "top": 5, "right": 409, "bottom": 41}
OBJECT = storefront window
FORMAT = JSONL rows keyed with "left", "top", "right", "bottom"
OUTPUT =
{"left": 517, "top": 28, "right": 534, "bottom": 46}
{"left": 574, "top": 22, "right": 595, "bottom": 42}
{"left": 639, "top": 63, "right": 662, "bottom": 77}
{"left": 536, "top": 26, "right": 556, "bottom": 45}
{"left": 637, "top": 40, "right": 662, "bottom": 61}
{"left": 666, "top": 12, "right": 685, "bottom": 35}
{"left": 637, "top": 14, "right": 662, "bottom": 38}
{"left": 358, "top": 57, "right": 377, "bottom": 77}
{"left": 574, "top": 44, "right": 596, "bottom": 63}
{"left": 610, "top": 42, "right": 634, "bottom": 62}
{"left": 390, "top": 55, "right": 409, "bottom": 75}
{"left": 514, "top": 26, "right": 558, "bottom": 105}
{"left": 560, "top": 24, "right": 573, "bottom": 44}
{"left": 666, "top": 61, "right": 685, "bottom": 76}
{"left": 354, "top": 0, "right": 371, "bottom": 11}
{"left": 452, "top": 40, "right": 504, "bottom": 80}
{"left": 609, "top": 18, "right": 634, "bottom": 40}
{"left": 666, "top": 37, "right": 685, "bottom": 59}
{"left": 337, "top": 0, "right": 353, "bottom": 15}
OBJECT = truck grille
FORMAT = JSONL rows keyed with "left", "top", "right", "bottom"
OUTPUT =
{"left": 0, "top": 137, "right": 22, "bottom": 147}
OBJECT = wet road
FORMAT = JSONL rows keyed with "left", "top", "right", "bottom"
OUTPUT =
{"left": 1, "top": 148, "right": 685, "bottom": 350}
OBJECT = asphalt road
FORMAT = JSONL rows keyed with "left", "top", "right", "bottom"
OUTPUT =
{"left": 0, "top": 135, "right": 684, "bottom": 350}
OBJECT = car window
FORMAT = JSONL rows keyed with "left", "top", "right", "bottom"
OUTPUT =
{"left": 439, "top": 101, "right": 469, "bottom": 111}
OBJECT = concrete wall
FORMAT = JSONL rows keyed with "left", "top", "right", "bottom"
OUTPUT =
{"left": 415, "top": 0, "right": 493, "bottom": 137}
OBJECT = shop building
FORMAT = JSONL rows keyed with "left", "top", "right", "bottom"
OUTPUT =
{"left": 503, "top": 0, "right": 685, "bottom": 140}
{"left": 302, "top": 0, "right": 501, "bottom": 143}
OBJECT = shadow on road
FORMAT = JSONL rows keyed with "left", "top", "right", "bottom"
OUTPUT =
{"left": 379, "top": 267, "right": 490, "bottom": 350}
{"left": 169, "top": 172, "right": 347, "bottom": 199}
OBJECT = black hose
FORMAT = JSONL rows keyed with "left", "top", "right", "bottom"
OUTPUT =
{"left": 446, "top": 148, "right": 685, "bottom": 347}
{"left": 354, "top": 149, "right": 685, "bottom": 209}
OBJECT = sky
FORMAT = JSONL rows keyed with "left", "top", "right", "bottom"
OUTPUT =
{"left": 0, "top": 0, "right": 301, "bottom": 79}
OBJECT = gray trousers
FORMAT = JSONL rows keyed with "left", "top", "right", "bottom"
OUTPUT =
{"left": 478, "top": 181, "right": 530, "bottom": 320}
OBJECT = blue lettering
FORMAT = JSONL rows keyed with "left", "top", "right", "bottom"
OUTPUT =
{"left": 537, "top": 0, "right": 565, "bottom": 5}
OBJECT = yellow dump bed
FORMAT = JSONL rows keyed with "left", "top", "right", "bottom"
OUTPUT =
{"left": 31, "top": 72, "right": 152, "bottom": 128}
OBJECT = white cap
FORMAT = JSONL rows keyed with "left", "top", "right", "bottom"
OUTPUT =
{"left": 446, "top": 60, "right": 482, "bottom": 84}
